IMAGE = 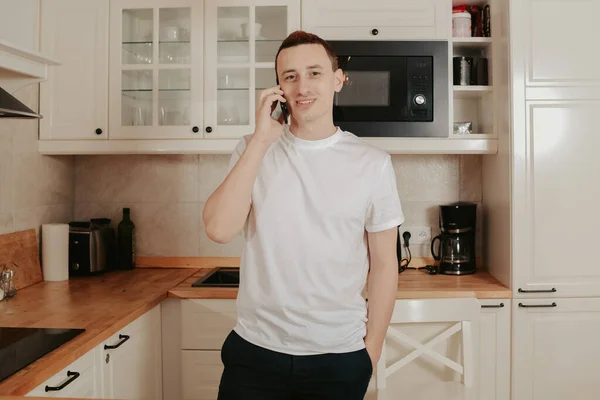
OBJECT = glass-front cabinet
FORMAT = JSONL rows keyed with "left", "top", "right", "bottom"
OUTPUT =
{"left": 204, "top": 0, "right": 300, "bottom": 139}
{"left": 109, "top": 0, "right": 203, "bottom": 139}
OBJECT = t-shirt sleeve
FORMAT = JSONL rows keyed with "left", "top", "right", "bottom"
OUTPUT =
{"left": 365, "top": 156, "right": 405, "bottom": 232}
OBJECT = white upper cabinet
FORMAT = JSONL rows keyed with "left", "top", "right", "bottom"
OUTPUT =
{"left": 109, "top": 0, "right": 204, "bottom": 139}
{"left": 511, "top": 0, "right": 600, "bottom": 297}
{"left": 203, "top": 0, "right": 300, "bottom": 139}
{"left": 301, "top": 0, "right": 449, "bottom": 40}
{"left": 523, "top": 0, "right": 600, "bottom": 86}
{"left": 39, "top": 0, "right": 109, "bottom": 140}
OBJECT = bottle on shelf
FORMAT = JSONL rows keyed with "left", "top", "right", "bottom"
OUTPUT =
{"left": 117, "top": 208, "right": 136, "bottom": 270}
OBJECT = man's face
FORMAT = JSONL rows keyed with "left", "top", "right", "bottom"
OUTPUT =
{"left": 276, "top": 44, "right": 344, "bottom": 125}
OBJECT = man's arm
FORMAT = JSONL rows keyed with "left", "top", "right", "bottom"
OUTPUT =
{"left": 364, "top": 226, "right": 399, "bottom": 368}
{"left": 202, "top": 138, "right": 270, "bottom": 244}
{"left": 203, "top": 86, "right": 287, "bottom": 244}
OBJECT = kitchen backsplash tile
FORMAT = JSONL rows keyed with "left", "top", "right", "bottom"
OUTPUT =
{"left": 0, "top": 130, "right": 12, "bottom": 214}
{"left": 74, "top": 153, "right": 483, "bottom": 257}
{"left": 0, "top": 213, "right": 13, "bottom": 235}
{"left": 75, "top": 155, "right": 199, "bottom": 203}
{"left": 14, "top": 154, "right": 74, "bottom": 208}
{"left": 392, "top": 155, "right": 460, "bottom": 202}
{"left": 14, "top": 204, "right": 72, "bottom": 236}
{"left": 459, "top": 155, "right": 482, "bottom": 202}
{"left": 0, "top": 85, "right": 74, "bottom": 237}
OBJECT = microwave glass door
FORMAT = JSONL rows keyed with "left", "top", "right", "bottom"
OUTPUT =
{"left": 333, "top": 56, "right": 433, "bottom": 122}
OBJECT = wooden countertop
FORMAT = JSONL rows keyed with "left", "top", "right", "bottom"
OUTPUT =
{"left": 165, "top": 257, "right": 511, "bottom": 300}
{"left": 168, "top": 268, "right": 511, "bottom": 299}
{"left": 0, "top": 256, "right": 510, "bottom": 396}
{"left": 0, "top": 268, "right": 198, "bottom": 396}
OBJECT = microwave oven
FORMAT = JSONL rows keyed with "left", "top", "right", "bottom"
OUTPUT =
{"left": 328, "top": 40, "right": 449, "bottom": 137}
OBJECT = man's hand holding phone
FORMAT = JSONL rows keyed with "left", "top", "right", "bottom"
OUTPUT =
{"left": 253, "top": 85, "right": 287, "bottom": 146}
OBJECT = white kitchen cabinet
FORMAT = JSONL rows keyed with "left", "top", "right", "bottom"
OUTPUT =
{"left": 203, "top": 0, "right": 300, "bottom": 139}
{"left": 512, "top": 298, "right": 600, "bottom": 400}
{"left": 510, "top": 0, "right": 600, "bottom": 298}
{"left": 478, "top": 299, "right": 511, "bottom": 400}
{"left": 180, "top": 299, "right": 236, "bottom": 399}
{"left": 181, "top": 350, "right": 224, "bottom": 400}
{"left": 39, "top": 0, "right": 109, "bottom": 140}
{"left": 102, "top": 304, "right": 163, "bottom": 399}
{"left": 108, "top": 0, "right": 204, "bottom": 139}
{"left": 301, "top": 0, "right": 449, "bottom": 40}
{"left": 26, "top": 346, "right": 102, "bottom": 398}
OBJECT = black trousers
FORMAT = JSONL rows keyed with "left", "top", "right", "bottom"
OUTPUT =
{"left": 217, "top": 330, "right": 373, "bottom": 400}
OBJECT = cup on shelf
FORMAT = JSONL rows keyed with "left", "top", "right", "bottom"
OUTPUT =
{"left": 161, "top": 26, "right": 180, "bottom": 42}
{"left": 240, "top": 22, "right": 262, "bottom": 39}
{"left": 132, "top": 106, "right": 146, "bottom": 126}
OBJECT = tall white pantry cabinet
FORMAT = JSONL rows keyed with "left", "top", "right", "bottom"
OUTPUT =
{"left": 492, "top": 0, "right": 600, "bottom": 399}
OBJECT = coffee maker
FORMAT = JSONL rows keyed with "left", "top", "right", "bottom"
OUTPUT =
{"left": 431, "top": 202, "right": 477, "bottom": 275}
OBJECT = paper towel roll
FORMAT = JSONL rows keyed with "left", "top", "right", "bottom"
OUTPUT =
{"left": 42, "top": 223, "right": 69, "bottom": 281}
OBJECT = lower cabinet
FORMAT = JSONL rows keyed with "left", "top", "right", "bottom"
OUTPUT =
{"left": 26, "top": 304, "right": 162, "bottom": 399}
{"left": 478, "top": 299, "right": 511, "bottom": 400}
{"left": 180, "top": 299, "right": 237, "bottom": 400}
{"left": 26, "top": 346, "right": 102, "bottom": 398}
{"left": 512, "top": 297, "right": 600, "bottom": 400}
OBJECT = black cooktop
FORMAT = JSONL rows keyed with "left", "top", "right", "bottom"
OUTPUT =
{"left": 0, "top": 327, "right": 85, "bottom": 382}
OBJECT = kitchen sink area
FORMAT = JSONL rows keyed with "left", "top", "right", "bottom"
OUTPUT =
{"left": 191, "top": 267, "right": 239, "bottom": 287}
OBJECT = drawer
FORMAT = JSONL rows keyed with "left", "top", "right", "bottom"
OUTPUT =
{"left": 181, "top": 299, "right": 237, "bottom": 350}
{"left": 27, "top": 347, "right": 98, "bottom": 398}
{"left": 181, "top": 350, "right": 223, "bottom": 400}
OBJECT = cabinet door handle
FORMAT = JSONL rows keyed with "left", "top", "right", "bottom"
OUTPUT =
{"left": 518, "top": 287, "right": 557, "bottom": 293}
{"left": 371, "top": 28, "right": 379, "bottom": 35}
{"left": 104, "top": 334, "right": 130, "bottom": 350}
{"left": 518, "top": 302, "right": 557, "bottom": 308}
{"left": 95, "top": 128, "right": 103, "bottom": 135}
{"left": 45, "top": 371, "right": 80, "bottom": 392}
{"left": 481, "top": 303, "right": 504, "bottom": 308}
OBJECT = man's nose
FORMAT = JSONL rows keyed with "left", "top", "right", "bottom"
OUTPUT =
{"left": 296, "top": 76, "right": 311, "bottom": 96}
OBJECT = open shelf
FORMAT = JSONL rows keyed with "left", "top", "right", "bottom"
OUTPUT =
{"left": 454, "top": 86, "right": 493, "bottom": 98}
{"left": 452, "top": 37, "right": 492, "bottom": 49}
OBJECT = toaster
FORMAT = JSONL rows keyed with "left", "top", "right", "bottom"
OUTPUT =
{"left": 68, "top": 219, "right": 117, "bottom": 276}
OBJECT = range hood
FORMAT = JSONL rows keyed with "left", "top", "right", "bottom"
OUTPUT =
{"left": 0, "top": 39, "right": 60, "bottom": 119}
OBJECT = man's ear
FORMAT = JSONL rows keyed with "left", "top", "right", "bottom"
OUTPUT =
{"left": 334, "top": 68, "right": 345, "bottom": 92}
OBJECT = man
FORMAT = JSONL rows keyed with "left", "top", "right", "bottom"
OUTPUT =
{"left": 203, "top": 30, "right": 404, "bottom": 400}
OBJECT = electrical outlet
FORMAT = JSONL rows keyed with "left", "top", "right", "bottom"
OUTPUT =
{"left": 400, "top": 226, "right": 432, "bottom": 245}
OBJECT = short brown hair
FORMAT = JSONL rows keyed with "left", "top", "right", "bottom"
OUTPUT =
{"left": 275, "top": 30, "right": 339, "bottom": 78}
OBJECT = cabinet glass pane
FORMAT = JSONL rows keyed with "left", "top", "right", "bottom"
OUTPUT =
{"left": 159, "top": 70, "right": 190, "bottom": 126}
{"left": 256, "top": 68, "right": 280, "bottom": 117}
{"left": 255, "top": 6, "right": 287, "bottom": 63}
{"left": 122, "top": 70, "right": 153, "bottom": 126}
{"left": 122, "top": 9, "right": 153, "bottom": 65}
{"left": 217, "top": 7, "right": 249, "bottom": 64}
{"left": 218, "top": 88, "right": 249, "bottom": 126}
{"left": 159, "top": 8, "right": 191, "bottom": 64}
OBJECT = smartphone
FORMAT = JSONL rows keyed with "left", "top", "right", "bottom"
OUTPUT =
{"left": 275, "top": 76, "right": 289, "bottom": 122}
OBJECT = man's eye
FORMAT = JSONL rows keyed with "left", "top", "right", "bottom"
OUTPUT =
{"left": 284, "top": 75, "right": 295, "bottom": 81}
{"left": 311, "top": 71, "right": 321, "bottom": 76}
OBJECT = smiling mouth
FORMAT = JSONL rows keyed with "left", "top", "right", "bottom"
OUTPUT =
{"left": 296, "top": 99, "right": 315, "bottom": 105}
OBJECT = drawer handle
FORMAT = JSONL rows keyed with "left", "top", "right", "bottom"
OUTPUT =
{"left": 481, "top": 303, "right": 504, "bottom": 308}
{"left": 518, "top": 302, "right": 557, "bottom": 308}
{"left": 104, "top": 334, "right": 130, "bottom": 350}
{"left": 518, "top": 287, "right": 556, "bottom": 293}
{"left": 45, "top": 371, "right": 80, "bottom": 392}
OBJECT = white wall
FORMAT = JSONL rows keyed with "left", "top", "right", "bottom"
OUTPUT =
{"left": 0, "top": 0, "right": 39, "bottom": 50}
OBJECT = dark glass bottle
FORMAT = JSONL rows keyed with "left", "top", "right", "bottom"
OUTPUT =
{"left": 117, "top": 208, "right": 136, "bottom": 270}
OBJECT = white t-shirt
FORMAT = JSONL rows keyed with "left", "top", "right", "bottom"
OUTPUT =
{"left": 227, "top": 125, "right": 404, "bottom": 355}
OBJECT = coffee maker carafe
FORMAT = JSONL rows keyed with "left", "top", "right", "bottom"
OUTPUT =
{"left": 431, "top": 202, "right": 477, "bottom": 275}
